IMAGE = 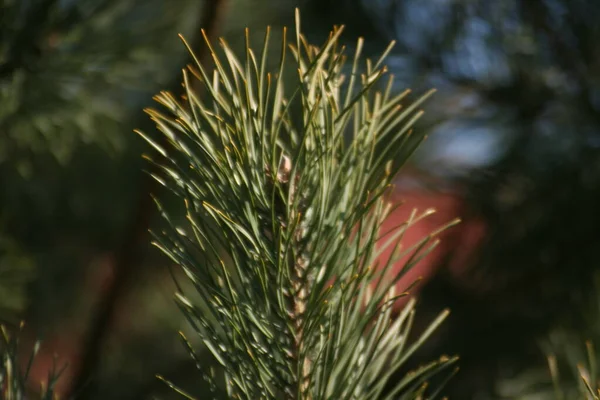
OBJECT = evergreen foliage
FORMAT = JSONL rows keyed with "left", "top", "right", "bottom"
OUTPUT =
{"left": 0, "top": 0, "right": 200, "bottom": 171}
{"left": 0, "top": 238, "right": 35, "bottom": 326}
{"left": 547, "top": 340, "right": 600, "bottom": 400}
{"left": 0, "top": 324, "right": 64, "bottom": 400}
{"left": 493, "top": 273, "right": 600, "bottom": 400}
{"left": 139, "top": 10, "right": 458, "bottom": 399}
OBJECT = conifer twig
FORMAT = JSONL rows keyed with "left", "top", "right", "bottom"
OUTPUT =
{"left": 140, "top": 9, "right": 459, "bottom": 399}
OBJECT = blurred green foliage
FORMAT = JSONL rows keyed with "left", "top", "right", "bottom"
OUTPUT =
{"left": 0, "top": 237, "right": 35, "bottom": 325}
{"left": 0, "top": 0, "right": 204, "bottom": 171}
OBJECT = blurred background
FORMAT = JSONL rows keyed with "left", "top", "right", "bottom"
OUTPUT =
{"left": 2, "top": 0, "right": 600, "bottom": 398}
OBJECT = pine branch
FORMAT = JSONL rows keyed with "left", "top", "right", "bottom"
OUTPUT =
{"left": 140, "top": 8, "right": 458, "bottom": 400}
{"left": 0, "top": 323, "right": 66, "bottom": 400}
